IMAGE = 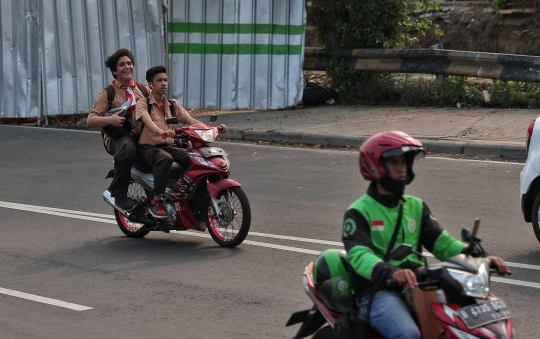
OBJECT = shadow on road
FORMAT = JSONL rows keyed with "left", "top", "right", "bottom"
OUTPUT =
{"left": 11, "top": 235, "right": 244, "bottom": 278}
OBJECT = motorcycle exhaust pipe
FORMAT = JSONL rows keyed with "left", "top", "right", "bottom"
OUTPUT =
{"left": 103, "top": 190, "right": 155, "bottom": 225}
{"left": 102, "top": 190, "right": 132, "bottom": 217}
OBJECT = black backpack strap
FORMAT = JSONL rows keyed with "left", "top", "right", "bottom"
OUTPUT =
{"left": 105, "top": 85, "right": 115, "bottom": 111}
{"left": 136, "top": 82, "right": 149, "bottom": 97}
{"left": 169, "top": 98, "right": 175, "bottom": 117}
{"left": 364, "top": 201, "right": 404, "bottom": 321}
{"left": 384, "top": 201, "right": 404, "bottom": 262}
{"left": 146, "top": 96, "right": 152, "bottom": 114}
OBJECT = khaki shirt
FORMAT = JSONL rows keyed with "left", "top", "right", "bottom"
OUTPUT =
{"left": 88, "top": 81, "right": 149, "bottom": 153}
{"left": 135, "top": 95, "right": 195, "bottom": 146}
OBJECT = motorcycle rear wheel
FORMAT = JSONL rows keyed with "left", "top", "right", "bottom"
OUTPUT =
{"left": 114, "top": 181, "right": 151, "bottom": 238}
{"left": 207, "top": 186, "right": 251, "bottom": 247}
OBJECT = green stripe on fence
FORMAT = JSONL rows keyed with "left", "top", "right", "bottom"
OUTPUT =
{"left": 169, "top": 43, "right": 303, "bottom": 55}
{"left": 168, "top": 22, "right": 305, "bottom": 35}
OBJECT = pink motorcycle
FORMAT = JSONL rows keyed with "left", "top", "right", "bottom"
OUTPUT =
{"left": 104, "top": 114, "right": 251, "bottom": 247}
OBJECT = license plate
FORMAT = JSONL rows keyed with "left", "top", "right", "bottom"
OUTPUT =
{"left": 199, "top": 147, "right": 228, "bottom": 158}
{"left": 457, "top": 299, "right": 513, "bottom": 329}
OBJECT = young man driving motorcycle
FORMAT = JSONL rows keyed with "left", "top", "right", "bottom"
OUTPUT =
{"left": 342, "top": 131, "right": 510, "bottom": 339}
{"left": 135, "top": 65, "right": 227, "bottom": 218}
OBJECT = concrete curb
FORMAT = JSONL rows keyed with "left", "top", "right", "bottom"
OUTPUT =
{"left": 223, "top": 128, "right": 527, "bottom": 159}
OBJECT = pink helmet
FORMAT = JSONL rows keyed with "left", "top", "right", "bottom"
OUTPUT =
{"left": 359, "top": 131, "right": 425, "bottom": 184}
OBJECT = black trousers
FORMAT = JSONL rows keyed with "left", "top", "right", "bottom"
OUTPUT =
{"left": 137, "top": 144, "right": 192, "bottom": 195}
{"left": 108, "top": 135, "right": 137, "bottom": 198}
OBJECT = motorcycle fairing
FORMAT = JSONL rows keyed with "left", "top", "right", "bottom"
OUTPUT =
{"left": 176, "top": 199, "right": 204, "bottom": 231}
{"left": 432, "top": 298, "right": 513, "bottom": 339}
{"left": 207, "top": 179, "right": 241, "bottom": 198}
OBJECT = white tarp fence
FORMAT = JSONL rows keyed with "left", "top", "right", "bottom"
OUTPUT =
{"left": 0, "top": 0, "right": 305, "bottom": 118}
{"left": 167, "top": 0, "right": 306, "bottom": 110}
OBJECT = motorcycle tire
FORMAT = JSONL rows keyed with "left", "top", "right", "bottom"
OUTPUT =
{"left": 207, "top": 186, "right": 251, "bottom": 247}
{"left": 114, "top": 181, "right": 151, "bottom": 238}
{"left": 532, "top": 193, "right": 540, "bottom": 243}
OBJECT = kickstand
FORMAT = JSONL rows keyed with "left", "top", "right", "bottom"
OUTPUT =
{"left": 156, "top": 220, "right": 170, "bottom": 233}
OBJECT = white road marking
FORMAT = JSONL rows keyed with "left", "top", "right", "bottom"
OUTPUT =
{"left": 0, "top": 287, "right": 93, "bottom": 311}
{"left": 249, "top": 231, "right": 343, "bottom": 246}
{"left": 491, "top": 277, "right": 540, "bottom": 289}
{"left": 0, "top": 201, "right": 113, "bottom": 219}
{"left": 1, "top": 201, "right": 540, "bottom": 289}
{"left": 426, "top": 156, "right": 523, "bottom": 165}
{"left": 175, "top": 231, "right": 321, "bottom": 255}
{"left": 2, "top": 125, "right": 99, "bottom": 134}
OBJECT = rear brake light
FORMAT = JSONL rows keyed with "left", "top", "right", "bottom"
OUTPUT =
{"left": 527, "top": 120, "right": 536, "bottom": 153}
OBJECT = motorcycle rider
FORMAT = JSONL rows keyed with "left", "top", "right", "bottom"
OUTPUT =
{"left": 342, "top": 131, "right": 510, "bottom": 339}
{"left": 135, "top": 65, "right": 227, "bottom": 218}
{"left": 87, "top": 48, "right": 150, "bottom": 211}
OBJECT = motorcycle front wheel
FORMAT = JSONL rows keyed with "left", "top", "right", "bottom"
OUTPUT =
{"left": 114, "top": 181, "right": 151, "bottom": 238}
{"left": 207, "top": 186, "right": 251, "bottom": 247}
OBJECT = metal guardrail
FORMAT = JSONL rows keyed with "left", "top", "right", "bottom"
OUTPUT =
{"left": 303, "top": 47, "right": 540, "bottom": 82}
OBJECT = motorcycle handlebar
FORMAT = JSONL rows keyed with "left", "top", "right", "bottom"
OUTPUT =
{"left": 385, "top": 268, "right": 440, "bottom": 289}
{"left": 161, "top": 132, "right": 188, "bottom": 139}
{"left": 386, "top": 278, "right": 398, "bottom": 287}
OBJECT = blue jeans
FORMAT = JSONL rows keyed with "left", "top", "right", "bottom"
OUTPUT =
{"left": 357, "top": 290, "right": 420, "bottom": 339}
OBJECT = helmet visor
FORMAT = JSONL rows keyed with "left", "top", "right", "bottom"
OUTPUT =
{"left": 382, "top": 146, "right": 425, "bottom": 160}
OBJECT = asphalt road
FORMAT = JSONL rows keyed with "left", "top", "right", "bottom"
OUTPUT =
{"left": 0, "top": 125, "right": 539, "bottom": 338}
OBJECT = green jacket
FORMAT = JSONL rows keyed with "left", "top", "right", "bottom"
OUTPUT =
{"left": 342, "top": 183, "right": 466, "bottom": 291}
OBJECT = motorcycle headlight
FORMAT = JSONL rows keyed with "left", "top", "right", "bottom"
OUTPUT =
{"left": 448, "top": 263, "right": 489, "bottom": 298}
{"left": 192, "top": 155, "right": 218, "bottom": 169}
{"left": 195, "top": 129, "right": 215, "bottom": 142}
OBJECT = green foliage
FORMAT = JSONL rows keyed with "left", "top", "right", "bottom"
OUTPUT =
{"left": 332, "top": 74, "right": 540, "bottom": 108}
{"left": 493, "top": 0, "right": 540, "bottom": 9}
{"left": 439, "top": 77, "right": 484, "bottom": 107}
{"left": 489, "top": 80, "right": 540, "bottom": 108}
{"left": 307, "top": 0, "right": 442, "bottom": 103}
{"left": 307, "top": 0, "right": 441, "bottom": 49}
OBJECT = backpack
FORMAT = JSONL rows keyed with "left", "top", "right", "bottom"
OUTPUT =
{"left": 100, "top": 83, "right": 149, "bottom": 154}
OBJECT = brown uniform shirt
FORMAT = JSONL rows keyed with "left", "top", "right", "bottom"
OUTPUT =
{"left": 135, "top": 95, "right": 195, "bottom": 146}
{"left": 88, "top": 81, "right": 149, "bottom": 153}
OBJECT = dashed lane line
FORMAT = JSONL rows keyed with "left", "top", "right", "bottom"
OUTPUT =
{"left": 1, "top": 201, "right": 540, "bottom": 289}
{"left": 0, "top": 287, "right": 93, "bottom": 311}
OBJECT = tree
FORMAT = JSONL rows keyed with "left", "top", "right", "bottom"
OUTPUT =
{"left": 306, "top": 0, "right": 441, "bottom": 94}
{"left": 307, "top": 0, "right": 440, "bottom": 49}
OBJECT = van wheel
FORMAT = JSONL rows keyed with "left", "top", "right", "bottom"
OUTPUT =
{"left": 531, "top": 193, "right": 540, "bottom": 243}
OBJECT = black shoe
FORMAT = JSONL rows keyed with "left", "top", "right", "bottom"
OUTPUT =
{"left": 115, "top": 196, "right": 138, "bottom": 211}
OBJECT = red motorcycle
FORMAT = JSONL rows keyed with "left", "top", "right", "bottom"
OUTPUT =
{"left": 287, "top": 224, "right": 515, "bottom": 339}
{"left": 103, "top": 114, "right": 251, "bottom": 247}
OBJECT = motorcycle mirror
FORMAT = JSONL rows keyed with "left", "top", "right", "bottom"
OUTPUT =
{"left": 166, "top": 117, "right": 179, "bottom": 125}
{"left": 389, "top": 244, "right": 413, "bottom": 261}
{"left": 209, "top": 113, "right": 217, "bottom": 123}
{"left": 461, "top": 228, "right": 472, "bottom": 243}
{"left": 472, "top": 219, "right": 480, "bottom": 237}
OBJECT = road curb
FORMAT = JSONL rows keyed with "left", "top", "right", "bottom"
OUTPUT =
{"left": 223, "top": 128, "right": 527, "bottom": 159}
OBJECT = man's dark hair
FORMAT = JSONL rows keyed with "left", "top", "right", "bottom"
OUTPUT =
{"left": 104, "top": 49, "right": 135, "bottom": 79}
{"left": 146, "top": 65, "right": 167, "bottom": 83}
